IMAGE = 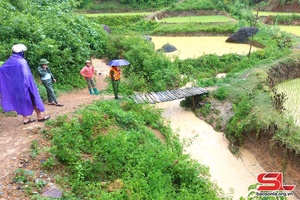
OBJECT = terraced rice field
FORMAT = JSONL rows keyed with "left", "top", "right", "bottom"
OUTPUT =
{"left": 277, "top": 78, "right": 300, "bottom": 126}
{"left": 151, "top": 36, "right": 261, "bottom": 59}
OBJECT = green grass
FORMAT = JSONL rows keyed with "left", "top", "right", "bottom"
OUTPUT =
{"left": 253, "top": 11, "right": 300, "bottom": 16}
{"left": 159, "top": 15, "right": 235, "bottom": 23}
{"left": 84, "top": 12, "right": 152, "bottom": 17}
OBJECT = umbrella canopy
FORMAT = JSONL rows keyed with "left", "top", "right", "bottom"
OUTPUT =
{"left": 108, "top": 59, "right": 130, "bottom": 66}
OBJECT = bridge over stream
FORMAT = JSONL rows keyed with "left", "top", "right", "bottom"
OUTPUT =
{"left": 129, "top": 86, "right": 208, "bottom": 104}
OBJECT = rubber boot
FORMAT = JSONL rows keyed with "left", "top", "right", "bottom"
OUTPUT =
{"left": 93, "top": 87, "right": 99, "bottom": 95}
{"left": 89, "top": 88, "right": 93, "bottom": 95}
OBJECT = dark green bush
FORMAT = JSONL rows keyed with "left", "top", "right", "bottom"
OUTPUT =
{"left": 0, "top": 0, "right": 108, "bottom": 90}
{"left": 213, "top": 86, "right": 229, "bottom": 100}
{"left": 200, "top": 103, "right": 212, "bottom": 117}
{"left": 106, "top": 35, "right": 181, "bottom": 92}
{"left": 178, "top": 53, "right": 245, "bottom": 80}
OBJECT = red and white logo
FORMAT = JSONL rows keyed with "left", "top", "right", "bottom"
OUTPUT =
{"left": 257, "top": 172, "right": 296, "bottom": 191}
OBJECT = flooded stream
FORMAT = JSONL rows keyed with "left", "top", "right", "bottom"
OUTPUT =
{"left": 155, "top": 100, "right": 266, "bottom": 199}
{"left": 155, "top": 97, "right": 298, "bottom": 199}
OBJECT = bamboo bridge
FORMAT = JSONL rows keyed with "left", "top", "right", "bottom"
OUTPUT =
{"left": 129, "top": 86, "right": 208, "bottom": 104}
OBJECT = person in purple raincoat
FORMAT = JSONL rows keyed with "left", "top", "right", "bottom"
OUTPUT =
{"left": 0, "top": 44, "right": 50, "bottom": 124}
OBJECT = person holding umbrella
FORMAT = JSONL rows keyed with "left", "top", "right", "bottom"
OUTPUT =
{"left": 109, "top": 65, "right": 121, "bottom": 99}
{"left": 108, "top": 59, "right": 130, "bottom": 100}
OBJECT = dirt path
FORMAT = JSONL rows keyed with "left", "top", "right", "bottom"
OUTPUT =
{"left": 0, "top": 59, "right": 110, "bottom": 199}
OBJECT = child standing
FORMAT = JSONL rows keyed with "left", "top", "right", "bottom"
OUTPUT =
{"left": 80, "top": 60, "right": 99, "bottom": 95}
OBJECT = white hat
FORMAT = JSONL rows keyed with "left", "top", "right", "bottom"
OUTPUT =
{"left": 86, "top": 60, "right": 91, "bottom": 63}
{"left": 12, "top": 44, "right": 27, "bottom": 53}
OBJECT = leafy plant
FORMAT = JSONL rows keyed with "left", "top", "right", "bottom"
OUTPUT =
{"left": 213, "top": 86, "right": 229, "bottom": 101}
{"left": 42, "top": 156, "right": 56, "bottom": 170}
{"left": 271, "top": 88, "right": 287, "bottom": 113}
{"left": 13, "top": 168, "right": 34, "bottom": 183}
{"left": 200, "top": 103, "right": 212, "bottom": 117}
{"left": 30, "top": 140, "right": 40, "bottom": 159}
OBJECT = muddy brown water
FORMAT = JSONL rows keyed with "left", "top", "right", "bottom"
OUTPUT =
{"left": 155, "top": 99, "right": 297, "bottom": 199}
{"left": 151, "top": 36, "right": 261, "bottom": 59}
{"left": 155, "top": 100, "right": 263, "bottom": 199}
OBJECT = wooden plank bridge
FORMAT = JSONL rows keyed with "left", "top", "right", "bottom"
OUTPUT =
{"left": 129, "top": 86, "right": 208, "bottom": 104}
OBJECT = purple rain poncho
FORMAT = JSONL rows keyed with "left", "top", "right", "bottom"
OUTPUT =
{"left": 0, "top": 52, "right": 45, "bottom": 116}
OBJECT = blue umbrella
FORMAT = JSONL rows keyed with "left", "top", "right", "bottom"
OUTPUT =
{"left": 107, "top": 59, "right": 130, "bottom": 66}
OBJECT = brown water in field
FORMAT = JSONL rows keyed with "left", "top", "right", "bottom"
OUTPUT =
{"left": 152, "top": 36, "right": 261, "bottom": 59}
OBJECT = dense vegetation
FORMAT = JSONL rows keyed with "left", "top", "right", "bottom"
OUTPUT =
{"left": 0, "top": 0, "right": 107, "bottom": 89}
{"left": 36, "top": 101, "right": 223, "bottom": 199}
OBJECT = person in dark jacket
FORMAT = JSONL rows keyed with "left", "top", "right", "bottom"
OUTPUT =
{"left": 37, "top": 59, "right": 63, "bottom": 106}
{"left": 0, "top": 44, "right": 50, "bottom": 124}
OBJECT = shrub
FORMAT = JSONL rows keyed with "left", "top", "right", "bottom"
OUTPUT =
{"left": 225, "top": 95, "right": 253, "bottom": 145}
{"left": 106, "top": 35, "right": 181, "bottom": 92}
{"left": 213, "top": 86, "right": 229, "bottom": 100}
